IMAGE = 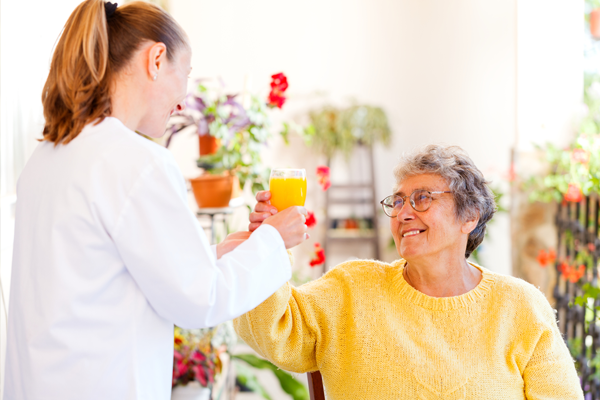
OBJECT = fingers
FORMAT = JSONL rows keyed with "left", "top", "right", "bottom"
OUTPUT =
{"left": 255, "top": 191, "right": 272, "bottom": 202}
{"left": 248, "top": 222, "right": 261, "bottom": 232}
{"left": 296, "top": 206, "right": 307, "bottom": 217}
{"left": 254, "top": 202, "right": 277, "bottom": 214}
{"left": 262, "top": 206, "right": 309, "bottom": 249}
{"left": 249, "top": 212, "right": 272, "bottom": 224}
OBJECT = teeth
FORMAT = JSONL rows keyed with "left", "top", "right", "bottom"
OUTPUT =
{"left": 403, "top": 230, "right": 422, "bottom": 237}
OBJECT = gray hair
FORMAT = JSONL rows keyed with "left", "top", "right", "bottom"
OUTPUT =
{"left": 393, "top": 144, "right": 497, "bottom": 259}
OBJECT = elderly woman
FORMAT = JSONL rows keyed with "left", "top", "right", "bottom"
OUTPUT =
{"left": 234, "top": 145, "right": 583, "bottom": 399}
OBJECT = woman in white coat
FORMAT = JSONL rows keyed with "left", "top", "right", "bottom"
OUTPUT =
{"left": 4, "top": 1, "right": 307, "bottom": 400}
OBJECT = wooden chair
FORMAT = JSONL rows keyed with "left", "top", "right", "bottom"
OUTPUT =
{"left": 307, "top": 371, "right": 325, "bottom": 400}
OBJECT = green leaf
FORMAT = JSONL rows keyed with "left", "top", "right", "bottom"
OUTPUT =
{"left": 280, "top": 122, "right": 291, "bottom": 145}
{"left": 234, "top": 361, "right": 272, "bottom": 400}
{"left": 233, "top": 354, "right": 310, "bottom": 400}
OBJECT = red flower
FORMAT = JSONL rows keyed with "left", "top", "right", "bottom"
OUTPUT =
{"left": 270, "top": 72, "right": 289, "bottom": 91}
{"left": 536, "top": 249, "right": 556, "bottom": 267}
{"left": 558, "top": 262, "right": 586, "bottom": 283}
{"left": 190, "top": 350, "right": 206, "bottom": 363}
{"left": 588, "top": 243, "right": 596, "bottom": 252}
{"left": 570, "top": 265, "right": 586, "bottom": 283}
{"left": 192, "top": 365, "right": 208, "bottom": 387}
{"left": 309, "top": 243, "right": 326, "bottom": 267}
{"left": 268, "top": 92, "right": 286, "bottom": 108}
{"left": 306, "top": 211, "right": 317, "bottom": 228}
{"left": 316, "top": 165, "right": 329, "bottom": 175}
{"left": 175, "top": 359, "right": 188, "bottom": 378}
{"left": 267, "top": 72, "right": 289, "bottom": 109}
{"left": 564, "top": 183, "right": 583, "bottom": 203}
{"left": 316, "top": 165, "right": 331, "bottom": 191}
{"left": 571, "top": 149, "right": 590, "bottom": 164}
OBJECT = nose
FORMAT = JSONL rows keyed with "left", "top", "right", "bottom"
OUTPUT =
{"left": 396, "top": 199, "right": 415, "bottom": 221}
{"left": 176, "top": 101, "right": 186, "bottom": 113}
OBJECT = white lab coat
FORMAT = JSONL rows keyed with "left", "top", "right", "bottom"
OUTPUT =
{"left": 4, "top": 117, "right": 291, "bottom": 400}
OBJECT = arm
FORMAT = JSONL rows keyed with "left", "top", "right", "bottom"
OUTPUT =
{"left": 234, "top": 268, "right": 346, "bottom": 374}
{"left": 523, "top": 292, "right": 584, "bottom": 399}
{"left": 112, "top": 155, "right": 306, "bottom": 328}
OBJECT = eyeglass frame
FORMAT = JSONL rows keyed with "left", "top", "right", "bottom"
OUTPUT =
{"left": 379, "top": 190, "right": 452, "bottom": 217}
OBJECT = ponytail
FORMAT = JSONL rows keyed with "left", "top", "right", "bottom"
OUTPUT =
{"left": 42, "top": 0, "right": 189, "bottom": 145}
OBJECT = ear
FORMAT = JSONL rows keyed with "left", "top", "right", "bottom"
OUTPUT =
{"left": 461, "top": 213, "right": 479, "bottom": 235}
{"left": 147, "top": 42, "right": 168, "bottom": 81}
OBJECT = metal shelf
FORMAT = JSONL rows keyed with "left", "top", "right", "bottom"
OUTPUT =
{"left": 323, "top": 145, "right": 380, "bottom": 271}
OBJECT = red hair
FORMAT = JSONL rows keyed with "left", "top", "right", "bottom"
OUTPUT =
{"left": 42, "top": 0, "right": 189, "bottom": 145}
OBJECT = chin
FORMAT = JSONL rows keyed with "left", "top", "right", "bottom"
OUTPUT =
{"left": 399, "top": 245, "right": 421, "bottom": 260}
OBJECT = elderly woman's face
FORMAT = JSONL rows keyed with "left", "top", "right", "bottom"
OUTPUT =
{"left": 390, "top": 173, "right": 471, "bottom": 262}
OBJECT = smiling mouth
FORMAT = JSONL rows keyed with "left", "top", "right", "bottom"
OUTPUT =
{"left": 402, "top": 229, "right": 425, "bottom": 238}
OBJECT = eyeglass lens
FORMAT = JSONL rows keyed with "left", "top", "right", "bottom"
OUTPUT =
{"left": 382, "top": 190, "right": 432, "bottom": 216}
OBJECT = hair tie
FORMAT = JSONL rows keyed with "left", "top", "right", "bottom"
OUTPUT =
{"left": 104, "top": 2, "right": 118, "bottom": 20}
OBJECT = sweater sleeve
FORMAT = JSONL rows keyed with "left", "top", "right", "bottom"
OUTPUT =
{"left": 234, "top": 266, "right": 349, "bottom": 373}
{"left": 522, "top": 291, "right": 584, "bottom": 400}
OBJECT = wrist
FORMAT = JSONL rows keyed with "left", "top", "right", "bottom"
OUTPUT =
{"left": 215, "top": 242, "right": 224, "bottom": 259}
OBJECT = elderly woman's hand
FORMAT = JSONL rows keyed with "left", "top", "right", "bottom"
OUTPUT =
{"left": 248, "top": 191, "right": 278, "bottom": 232}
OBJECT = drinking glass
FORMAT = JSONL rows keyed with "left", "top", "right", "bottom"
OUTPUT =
{"left": 269, "top": 169, "right": 307, "bottom": 211}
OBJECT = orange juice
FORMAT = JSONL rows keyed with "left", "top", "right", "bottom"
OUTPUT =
{"left": 269, "top": 176, "right": 307, "bottom": 211}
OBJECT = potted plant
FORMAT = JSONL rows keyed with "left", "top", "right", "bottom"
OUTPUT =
{"left": 166, "top": 74, "right": 290, "bottom": 207}
{"left": 172, "top": 327, "right": 223, "bottom": 400}
{"left": 172, "top": 322, "right": 309, "bottom": 400}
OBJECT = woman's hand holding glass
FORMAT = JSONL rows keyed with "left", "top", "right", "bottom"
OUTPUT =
{"left": 249, "top": 191, "right": 309, "bottom": 248}
{"left": 248, "top": 169, "right": 308, "bottom": 248}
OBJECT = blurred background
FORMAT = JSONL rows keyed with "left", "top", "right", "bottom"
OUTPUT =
{"left": 0, "top": 0, "right": 593, "bottom": 398}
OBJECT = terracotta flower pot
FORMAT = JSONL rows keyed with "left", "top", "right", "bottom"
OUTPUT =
{"left": 591, "top": 9, "right": 600, "bottom": 39}
{"left": 198, "top": 134, "right": 220, "bottom": 156}
{"left": 190, "top": 174, "right": 233, "bottom": 208}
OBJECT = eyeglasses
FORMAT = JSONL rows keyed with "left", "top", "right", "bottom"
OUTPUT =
{"left": 379, "top": 190, "right": 452, "bottom": 217}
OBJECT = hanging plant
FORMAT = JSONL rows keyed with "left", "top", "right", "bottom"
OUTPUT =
{"left": 306, "top": 105, "right": 391, "bottom": 159}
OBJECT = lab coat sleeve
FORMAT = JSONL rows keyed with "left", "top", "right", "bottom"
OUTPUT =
{"left": 111, "top": 155, "right": 291, "bottom": 328}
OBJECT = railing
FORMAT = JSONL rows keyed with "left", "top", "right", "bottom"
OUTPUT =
{"left": 555, "top": 195, "right": 600, "bottom": 397}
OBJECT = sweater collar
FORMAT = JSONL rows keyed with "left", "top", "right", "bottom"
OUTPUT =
{"left": 390, "top": 259, "right": 496, "bottom": 311}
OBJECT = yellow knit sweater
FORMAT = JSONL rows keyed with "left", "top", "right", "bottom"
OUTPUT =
{"left": 234, "top": 259, "right": 583, "bottom": 399}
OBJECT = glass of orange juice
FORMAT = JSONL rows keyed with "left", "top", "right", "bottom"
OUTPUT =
{"left": 269, "top": 169, "right": 307, "bottom": 211}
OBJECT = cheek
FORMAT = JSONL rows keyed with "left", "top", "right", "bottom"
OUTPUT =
{"left": 390, "top": 218, "right": 400, "bottom": 238}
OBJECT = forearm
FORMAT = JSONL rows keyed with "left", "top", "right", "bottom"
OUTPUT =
{"left": 234, "top": 283, "right": 319, "bottom": 373}
{"left": 523, "top": 356, "right": 583, "bottom": 399}
{"left": 523, "top": 325, "right": 583, "bottom": 399}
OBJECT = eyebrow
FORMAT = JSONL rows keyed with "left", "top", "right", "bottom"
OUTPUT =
{"left": 393, "top": 187, "right": 438, "bottom": 196}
